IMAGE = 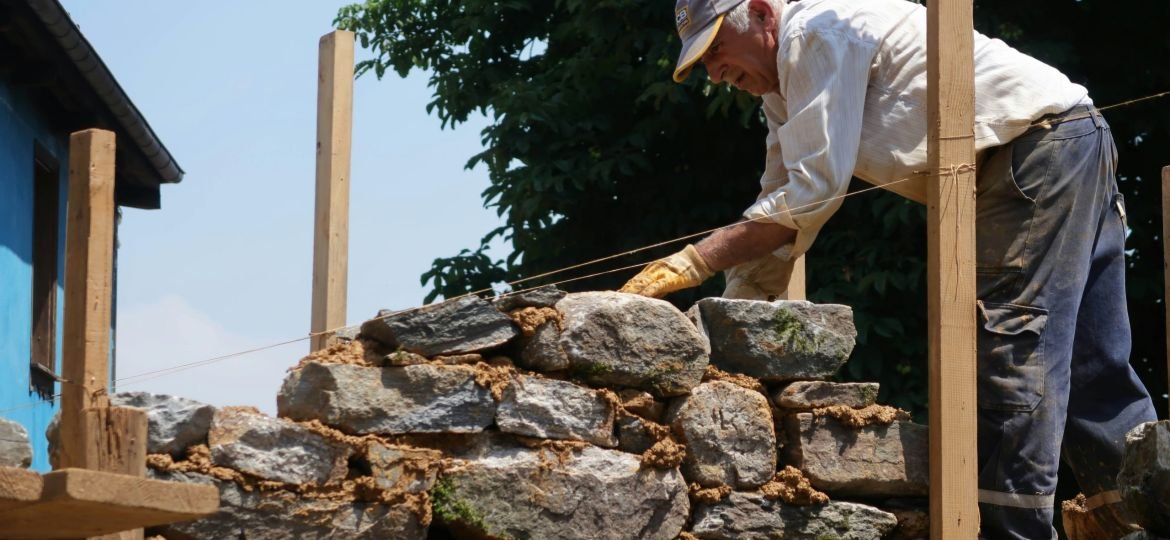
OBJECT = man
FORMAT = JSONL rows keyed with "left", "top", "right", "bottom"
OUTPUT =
{"left": 620, "top": 0, "right": 1158, "bottom": 537}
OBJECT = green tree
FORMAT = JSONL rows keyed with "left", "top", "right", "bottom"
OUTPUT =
{"left": 336, "top": 0, "right": 1170, "bottom": 422}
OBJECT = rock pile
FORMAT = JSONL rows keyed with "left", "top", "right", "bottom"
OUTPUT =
{"left": 0, "top": 417, "right": 32, "bottom": 469}
{"left": 131, "top": 290, "right": 933, "bottom": 539}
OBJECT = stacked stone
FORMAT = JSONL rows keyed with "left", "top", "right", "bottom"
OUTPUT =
{"left": 138, "top": 290, "right": 929, "bottom": 539}
{"left": 43, "top": 392, "right": 429, "bottom": 538}
{"left": 0, "top": 417, "right": 32, "bottom": 469}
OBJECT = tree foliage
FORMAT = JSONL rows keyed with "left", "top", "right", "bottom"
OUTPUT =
{"left": 336, "top": 0, "right": 1170, "bottom": 419}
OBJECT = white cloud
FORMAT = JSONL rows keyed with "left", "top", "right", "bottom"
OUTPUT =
{"left": 114, "top": 295, "right": 306, "bottom": 415}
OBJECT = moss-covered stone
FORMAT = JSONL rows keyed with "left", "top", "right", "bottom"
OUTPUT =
{"left": 693, "top": 299, "right": 856, "bottom": 383}
{"left": 773, "top": 308, "right": 818, "bottom": 355}
{"left": 430, "top": 478, "right": 505, "bottom": 539}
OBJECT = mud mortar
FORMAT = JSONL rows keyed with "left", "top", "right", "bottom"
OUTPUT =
{"left": 292, "top": 339, "right": 380, "bottom": 371}
{"left": 508, "top": 306, "right": 563, "bottom": 337}
{"left": 758, "top": 466, "right": 829, "bottom": 505}
{"left": 690, "top": 482, "right": 732, "bottom": 504}
{"left": 702, "top": 365, "right": 766, "bottom": 395}
{"left": 812, "top": 404, "right": 910, "bottom": 428}
{"left": 641, "top": 437, "right": 686, "bottom": 469}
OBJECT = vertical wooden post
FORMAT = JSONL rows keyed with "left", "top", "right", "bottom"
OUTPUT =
{"left": 1162, "top": 166, "right": 1170, "bottom": 412}
{"left": 57, "top": 129, "right": 149, "bottom": 540}
{"left": 927, "top": 0, "right": 979, "bottom": 536}
{"left": 781, "top": 255, "right": 807, "bottom": 301}
{"left": 311, "top": 30, "right": 356, "bottom": 351}
{"left": 58, "top": 129, "right": 116, "bottom": 470}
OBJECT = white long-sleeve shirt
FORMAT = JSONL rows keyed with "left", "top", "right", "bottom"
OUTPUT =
{"left": 744, "top": 0, "right": 1088, "bottom": 260}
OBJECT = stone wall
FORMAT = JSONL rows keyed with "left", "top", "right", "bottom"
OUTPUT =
{"left": 124, "top": 290, "right": 938, "bottom": 539}
{"left": 14, "top": 289, "right": 1168, "bottom": 538}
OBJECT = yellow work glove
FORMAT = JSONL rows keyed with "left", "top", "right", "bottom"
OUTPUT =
{"left": 619, "top": 244, "right": 715, "bottom": 298}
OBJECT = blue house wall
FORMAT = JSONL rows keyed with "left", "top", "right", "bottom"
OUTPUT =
{"left": 0, "top": 80, "right": 71, "bottom": 472}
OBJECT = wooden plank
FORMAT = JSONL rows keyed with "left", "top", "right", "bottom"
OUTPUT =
{"left": 310, "top": 30, "right": 355, "bottom": 351}
{"left": 0, "top": 468, "right": 218, "bottom": 539}
{"left": 58, "top": 129, "right": 116, "bottom": 471}
{"left": 780, "top": 255, "right": 807, "bottom": 301}
{"left": 0, "top": 467, "right": 43, "bottom": 514}
{"left": 926, "top": 0, "right": 979, "bottom": 537}
{"left": 1163, "top": 166, "right": 1170, "bottom": 412}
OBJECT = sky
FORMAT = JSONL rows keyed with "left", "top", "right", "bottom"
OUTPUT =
{"left": 60, "top": 1, "right": 506, "bottom": 414}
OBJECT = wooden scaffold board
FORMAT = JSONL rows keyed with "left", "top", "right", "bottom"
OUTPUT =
{"left": 0, "top": 467, "right": 218, "bottom": 539}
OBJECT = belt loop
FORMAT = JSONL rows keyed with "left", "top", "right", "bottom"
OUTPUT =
{"left": 1087, "top": 105, "right": 1103, "bottom": 129}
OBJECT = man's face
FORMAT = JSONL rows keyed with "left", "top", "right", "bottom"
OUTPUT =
{"left": 701, "top": 1, "right": 779, "bottom": 96}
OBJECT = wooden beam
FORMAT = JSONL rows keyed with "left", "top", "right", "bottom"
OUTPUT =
{"left": 310, "top": 30, "right": 355, "bottom": 351}
{"left": 926, "top": 0, "right": 979, "bottom": 536}
{"left": 0, "top": 467, "right": 218, "bottom": 539}
{"left": 1163, "top": 165, "right": 1170, "bottom": 412}
{"left": 0, "top": 468, "right": 43, "bottom": 514}
{"left": 58, "top": 129, "right": 116, "bottom": 471}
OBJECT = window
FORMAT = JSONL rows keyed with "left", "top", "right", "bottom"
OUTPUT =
{"left": 30, "top": 147, "right": 58, "bottom": 399}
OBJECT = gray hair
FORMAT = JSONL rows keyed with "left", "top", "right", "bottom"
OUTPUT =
{"left": 724, "top": 0, "right": 785, "bottom": 34}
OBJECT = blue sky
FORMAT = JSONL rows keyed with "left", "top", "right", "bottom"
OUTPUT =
{"left": 61, "top": 1, "right": 506, "bottom": 413}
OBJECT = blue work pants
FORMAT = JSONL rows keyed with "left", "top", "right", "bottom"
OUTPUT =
{"left": 974, "top": 105, "right": 1157, "bottom": 539}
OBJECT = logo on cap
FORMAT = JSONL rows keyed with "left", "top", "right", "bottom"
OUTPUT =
{"left": 675, "top": 7, "right": 691, "bottom": 33}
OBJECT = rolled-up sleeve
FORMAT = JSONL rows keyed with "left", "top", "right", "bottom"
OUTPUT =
{"left": 743, "top": 28, "right": 876, "bottom": 260}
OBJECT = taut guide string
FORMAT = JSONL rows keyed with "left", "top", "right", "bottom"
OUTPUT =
{"left": 1, "top": 90, "right": 1166, "bottom": 417}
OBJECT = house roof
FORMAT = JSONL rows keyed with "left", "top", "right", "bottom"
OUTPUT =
{"left": 0, "top": 0, "right": 183, "bottom": 209}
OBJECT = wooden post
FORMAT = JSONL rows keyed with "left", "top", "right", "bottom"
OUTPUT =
{"left": 57, "top": 129, "right": 149, "bottom": 540}
{"left": 926, "top": 0, "right": 979, "bottom": 536}
{"left": 1163, "top": 166, "right": 1170, "bottom": 412}
{"left": 311, "top": 30, "right": 355, "bottom": 351}
{"left": 58, "top": 129, "right": 117, "bottom": 470}
{"left": 781, "top": 255, "right": 807, "bottom": 301}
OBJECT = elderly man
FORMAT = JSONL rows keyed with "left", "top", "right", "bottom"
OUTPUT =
{"left": 620, "top": 0, "right": 1157, "bottom": 536}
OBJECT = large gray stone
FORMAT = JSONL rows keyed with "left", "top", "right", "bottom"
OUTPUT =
{"left": 525, "top": 292, "right": 708, "bottom": 397}
{"left": 785, "top": 413, "right": 928, "bottom": 497}
{"left": 1119, "top": 420, "right": 1170, "bottom": 534}
{"left": 517, "top": 319, "right": 570, "bottom": 371}
{"left": 436, "top": 436, "right": 688, "bottom": 540}
{"left": 278, "top": 362, "right": 497, "bottom": 435}
{"left": 360, "top": 296, "right": 519, "bottom": 357}
{"left": 773, "top": 381, "right": 879, "bottom": 410}
{"left": 110, "top": 392, "right": 215, "bottom": 457}
{"left": 692, "top": 298, "right": 856, "bottom": 382}
{"left": 691, "top": 492, "right": 898, "bottom": 539}
{"left": 150, "top": 470, "right": 426, "bottom": 539}
{"left": 493, "top": 285, "right": 567, "bottom": 312}
{"left": 0, "top": 418, "right": 31, "bottom": 468}
{"left": 665, "top": 381, "right": 776, "bottom": 489}
{"left": 496, "top": 375, "right": 617, "bottom": 447}
{"left": 209, "top": 408, "right": 350, "bottom": 485}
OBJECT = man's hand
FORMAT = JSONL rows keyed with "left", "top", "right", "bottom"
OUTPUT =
{"left": 619, "top": 244, "right": 714, "bottom": 298}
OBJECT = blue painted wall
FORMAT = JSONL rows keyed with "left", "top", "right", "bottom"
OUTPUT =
{"left": 0, "top": 80, "right": 70, "bottom": 472}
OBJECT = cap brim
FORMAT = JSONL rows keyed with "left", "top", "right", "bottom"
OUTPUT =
{"left": 673, "top": 15, "right": 724, "bottom": 83}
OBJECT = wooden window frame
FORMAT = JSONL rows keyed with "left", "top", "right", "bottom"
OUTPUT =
{"left": 30, "top": 145, "right": 59, "bottom": 399}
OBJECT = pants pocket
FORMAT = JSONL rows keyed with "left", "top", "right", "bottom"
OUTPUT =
{"left": 977, "top": 302, "right": 1048, "bottom": 412}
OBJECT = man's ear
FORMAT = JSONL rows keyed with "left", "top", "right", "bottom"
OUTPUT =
{"left": 748, "top": 0, "right": 778, "bottom": 29}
